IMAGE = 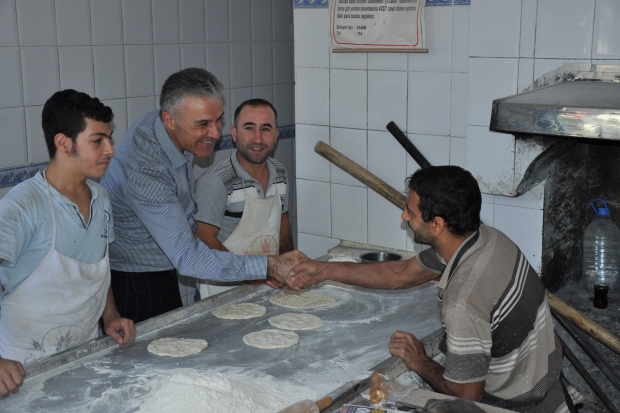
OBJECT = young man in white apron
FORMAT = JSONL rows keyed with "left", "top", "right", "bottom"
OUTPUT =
{"left": 194, "top": 99, "right": 293, "bottom": 298}
{"left": 0, "top": 90, "right": 135, "bottom": 398}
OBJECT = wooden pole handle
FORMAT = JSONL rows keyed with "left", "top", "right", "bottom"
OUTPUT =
{"left": 315, "top": 396, "right": 334, "bottom": 411}
{"left": 314, "top": 140, "right": 620, "bottom": 356}
{"left": 314, "top": 141, "right": 406, "bottom": 210}
{"left": 547, "top": 292, "right": 620, "bottom": 355}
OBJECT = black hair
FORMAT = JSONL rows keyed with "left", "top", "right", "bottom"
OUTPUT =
{"left": 233, "top": 98, "right": 278, "bottom": 127}
{"left": 160, "top": 68, "right": 224, "bottom": 118}
{"left": 407, "top": 166, "right": 481, "bottom": 236}
{"left": 41, "top": 89, "right": 113, "bottom": 158}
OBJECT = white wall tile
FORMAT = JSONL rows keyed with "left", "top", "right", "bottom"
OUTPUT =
{"left": 494, "top": 205, "right": 543, "bottom": 272}
{"left": 252, "top": 0, "right": 272, "bottom": 41}
{"left": 125, "top": 45, "right": 154, "bottom": 97}
{"left": 481, "top": 193, "right": 495, "bottom": 204}
{"left": 450, "top": 73, "right": 468, "bottom": 137}
{"left": 408, "top": 71, "right": 451, "bottom": 136}
{"left": 295, "top": 124, "right": 330, "bottom": 182}
{"left": 593, "top": 0, "right": 620, "bottom": 59}
{"left": 122, "top": 0, "right": 152, "bottom": 44}
{"left": 21, "top": 47, "right": 60, "bottom": 106}
{"left": 288, "top": 179, "right": 296, "bottom": 218}
{"left": 330, "top": 69, "right": 367, "bottom": 129}
{"left": 230, "top": 0, "right": 251, "bottom": 42}
{"left": 480, "top": 202, "right": 494, "bottom": 227}
{"left": 127, "top": 96, "right": 156, "bottom": 127}
{"left": 368, "top": 130, "right": 407, "bottom": 193}
{"left": 330, "top": 49, "right": 368, "bottom": 70}
{"left": 206, "top": 0, "right": 229, "bottom": 43}
{"left": 409, "top": 6, "right": 452, "bottom": 72}
{"left": 93, "top": 46, "right": 126, "bottom": 100}
{"left": 0, "top": 47, "right": 23, "bottom": 108}
{"left": 450, "top": 137, "right": 466, "bottom": 168}
{"left": 252, "top": 41, "right": 273, "bottom": 86}
{"left": 495, "top": 182, "right": 544, "bottom": 210}
{"left": 0, "top": 187, "right": 12, "bottom": 199}
{"left": 535, "top": 0, "right": 595, "bottom": 59}
{"left": 153, "top": 0, "right": 180, "bottom": 44}
{"left": 103, "top": 99, "right": 128, "bottom": 145}
{"left": 0, "top": 108, "right": 27, "bottom": 169}
{"left": 298, "top": 233, "right": 340, "bottom": 259}
{"left": 466, "top": 126, "right": 515, "bottom": 195}
{"left": 451, "top": 5, "right": 470, "bottom": 73}
{"left": 0, "top": 1, "right": 18, "bottom": 46}
{"left": 91, "top": 0, "right": 123, "bottom": 45}
{"left": 295, "top": 68, "right": 329, "bottom": 126}
{"left": 274, "top": 138, "right": 294, "bottom": 182}
{"left": 207, "top": 43, "right": 231, "bottom": 89}
{"left": 519, "top": 0, "right": 537, "bottom": 58}
{"left": 273, "top": 83, "right": 294, "bottom": 126}
{"left": 253, "top": 85, "right": 273, "bottom": 102}
{"left": 55, "top": 0, "right": 91, "bottom": 45}
{"left": 273, "top": 41, "right": 293, "bottom": 84}
{"left": 332, "top": 184, "right": 367, "bottom": 243}
{"left": 469, "top": 0, "right": 520, "bottom": 58}
{"left": 180, "top": 0, "right": 205, "bottom": 43}
{"left": 16, "top": 0, "right": 56, "bottom": 46}
{"left": 297, "top": 179, "right": 331, "bottom": 237}
{"left": 467, "top": 58, "right": 518, "bottom": 127}
{"left": 406, "top": 134, "right": 450, "bottom": 173}
{"left": 181, "top": 43, "right": 206, "bottom": 69}
{"left": 273, "top": 0, "right": 292, "bottom": 41}
{"left": 230, "top": 42, "right": 252, "bottom": 88}
{"left": 59, "top": 47, "right": 94, "bottom": 96}
{"left": 25, "top": 106, "right": 49, "bottom": 164}
{"left": 517, "top": 58, "right": 534, "bottom": 93}
{"left": 230, "top": 87, "right": 253, "bottom": 116}
{"left": 368, "top": 70, "right": 407, "bottom": 132}
{"left": 368, "top": 53, "right": 407, "bottom": 71}
{"left": 368, "top": 190, "right": 407, "bottom": 251}
{"left": 293, "top": 8, "right": 329, "bottom": 68}
{"left": 330, "top": 127, "right": 367, "bottom": 188}
{"left": 154, "top": 44, "right": 181, "bottom": 92}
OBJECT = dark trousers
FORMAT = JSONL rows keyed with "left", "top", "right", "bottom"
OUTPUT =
{"left": 110, "top": 269, "right": 183, "bottom": 324}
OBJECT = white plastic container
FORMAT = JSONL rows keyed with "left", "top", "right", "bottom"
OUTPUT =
{"left": 583, "top": 198, "right": 620, "bottom": 292}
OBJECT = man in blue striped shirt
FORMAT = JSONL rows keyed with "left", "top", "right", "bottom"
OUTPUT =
{"left": 101, "top": 68, "right": 308, "bottom": 323}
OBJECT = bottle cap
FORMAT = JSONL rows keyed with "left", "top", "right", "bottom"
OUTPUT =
{"left": 591, "top": 198, "right": 611, "bottom": 216}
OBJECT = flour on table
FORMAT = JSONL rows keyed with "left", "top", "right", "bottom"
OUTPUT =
{"left": 212, "top": 303, "right": 266, "bottom": 319}
{"left": 147, "top": 338, "right": 208, "bottom": 357}
{"left": 269, "top": 313, "right": 324, "bottom": 330}
{"left": 138, "top": 370, "right": 316, "bottom": 413}
{"left": 269, "top": 290, "right": 336, "bottom": 309}
{"left": 243, "top": 329, "right": 300, "bottom": 349}
{"left": 328, "top": 256, "right": 358, "bottom": 262}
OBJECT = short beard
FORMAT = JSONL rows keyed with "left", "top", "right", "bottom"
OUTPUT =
{"left": 71, "top": 144, "right": 79, "bottom": 157}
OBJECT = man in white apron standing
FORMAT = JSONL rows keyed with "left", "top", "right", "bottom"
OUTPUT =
{"left": 0, "top": 90, "right": 135, "bottom": 398}
{"left": 194, "top": 99, "right": 293, "bottom": 298}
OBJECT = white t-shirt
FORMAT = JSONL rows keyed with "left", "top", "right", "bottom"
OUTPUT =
{"left": 0, "top": 172, "right": 114, "bottom": 303}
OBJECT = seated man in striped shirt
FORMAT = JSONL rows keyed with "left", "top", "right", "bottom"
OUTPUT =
{"left": 293, "top": 166, "right": 581, "bottom": 413}
{"left": 101, "top": 68, "right": 309, "bottom": 324}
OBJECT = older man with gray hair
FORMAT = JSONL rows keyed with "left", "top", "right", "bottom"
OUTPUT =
{"left": 101, "top": 68, "right": 308, "bottom": 323}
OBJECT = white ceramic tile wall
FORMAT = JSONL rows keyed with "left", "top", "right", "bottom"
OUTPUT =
{"left": 294, "top": 1, "right": 620, "bottom": 261}
{"left": 0, "top": 0, "right": 296, "bottom": 306}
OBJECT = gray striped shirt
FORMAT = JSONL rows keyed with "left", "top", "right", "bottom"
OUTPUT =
{"left": 100, "top": 110, "right": 267, "bottom": 281}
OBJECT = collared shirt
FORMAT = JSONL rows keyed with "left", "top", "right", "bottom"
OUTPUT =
{"left": 100, "top": 110, "right": 267, "bottom": 280}
{"left": 194, "top": 151, "right": 288, "bottom": 243}
{"left": 0, "top": 172, "right": 113, "bottom": 303}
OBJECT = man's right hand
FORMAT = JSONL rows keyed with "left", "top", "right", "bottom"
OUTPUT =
{"left": 0, "top": 357, "right": 26, "bottom": 397}
{"left": 267, "top": 250, "right": 317, "bottom": 290}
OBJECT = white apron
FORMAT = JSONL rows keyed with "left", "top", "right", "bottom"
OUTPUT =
{"left": 199, "top": 181, "right": 281, "bottom": 298}
{"left": 0, "top": 174, "right": 110, "bottom": 365}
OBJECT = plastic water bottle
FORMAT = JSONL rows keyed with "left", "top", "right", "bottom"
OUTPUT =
{"left": 583, "top": 199, "right": 620, "bottom": 308}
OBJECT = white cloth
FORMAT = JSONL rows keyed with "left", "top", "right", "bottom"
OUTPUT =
{"left": 0, "top": 173, "right": 111, "bottom": 365}
{"left": 199, "top": 183, "right": 281, "bottom": 298}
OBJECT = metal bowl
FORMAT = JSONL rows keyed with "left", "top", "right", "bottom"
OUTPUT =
{"left": 360, "top": 251, "right": 402, "bottom": 263}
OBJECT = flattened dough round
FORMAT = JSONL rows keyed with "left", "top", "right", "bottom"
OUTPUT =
{"left": 269, "top": 291, "right": 336, "bottom": 309}
{"left": 243, "top": 329, "right": 300, "bottom": 349}
{"left": 268, "top": 313, "right": 324, "bottom": 331}
{"left": 212, "top": 303, "right": 266, "bottom": 320}
{"left": 147, "top": 338, "right": 208, "bottom": 357}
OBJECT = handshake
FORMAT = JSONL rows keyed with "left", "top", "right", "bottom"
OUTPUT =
{"left": 266, "top": 250, "right": 324, "bottom": 290}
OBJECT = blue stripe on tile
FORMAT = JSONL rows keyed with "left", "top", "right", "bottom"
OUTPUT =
{"left": 0, "top": 126, "right": 295, "bottom": 189}
{"left": 294, "top": 0, "right": 329, "bottom": 8}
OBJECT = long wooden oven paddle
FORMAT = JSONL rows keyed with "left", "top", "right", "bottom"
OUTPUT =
{"left": 313, "top": 140, "right": 620, "bottom": 356}
{"left": 276, "top": 396, "right": 333, "bottom": 413}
